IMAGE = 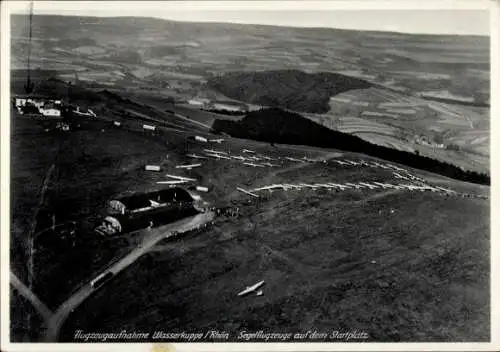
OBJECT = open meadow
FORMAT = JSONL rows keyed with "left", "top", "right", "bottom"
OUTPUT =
{"left": 58, "top": 126, "right": 489, "bottom": 341}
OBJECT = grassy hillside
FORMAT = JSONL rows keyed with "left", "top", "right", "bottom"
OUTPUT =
{"left": 207, "top": 70, "right": 372, "bottom": 113}
{"left": 57, "top": 134, "right": 489, "bottom": 341}
{"left": 62, "top": 193, "right": 489, "bottom": 341}
{"left": 11, "top": 104, "right": 489, "bottom": 342}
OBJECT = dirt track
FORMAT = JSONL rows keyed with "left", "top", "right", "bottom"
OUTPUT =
{"left": 40, "top": 211, "right": 214, "bottom": 342}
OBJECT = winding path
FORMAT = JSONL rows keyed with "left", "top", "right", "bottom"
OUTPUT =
{"left": 10, "top": 212, "right": 214, "bottom": 342}
{"left": 44, "top": 211, "right": 214, "bottom": 342}
{"left": 10, "top": 271, "right": 52, "bottom": 322}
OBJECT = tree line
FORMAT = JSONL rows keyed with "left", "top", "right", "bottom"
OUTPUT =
{"left": 212, "top": 108, "right": 490, "bottom": 185}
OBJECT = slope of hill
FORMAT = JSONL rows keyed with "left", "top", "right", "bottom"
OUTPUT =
{"left": 10, "top": 95, "right": 489, "bottom": 342}
{"left": 62, "top": 190, "right": 489, "bottom": 341}
{"left": 207, "top": 70, "right": 372, "bottom": 113}
{"left": 44, "top": 117, "right": 488, "bottom": 343}
{"left": 212, "top": 108, "right": 489, "bottom": 185}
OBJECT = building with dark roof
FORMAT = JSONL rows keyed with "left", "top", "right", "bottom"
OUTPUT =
{"left": 96, "top": 187, "right": 199, "bottom": 236}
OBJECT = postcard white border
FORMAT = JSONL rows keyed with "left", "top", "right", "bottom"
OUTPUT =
{"left": 1, "top": 1, "right": 498, "bottom": 351}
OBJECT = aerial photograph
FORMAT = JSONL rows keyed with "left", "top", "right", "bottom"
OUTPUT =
{"left": 5, "top": 0, "right": 492, "bottom": 346}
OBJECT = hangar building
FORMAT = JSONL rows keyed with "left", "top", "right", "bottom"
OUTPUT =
{"left": 95, "top": 187, "right": 199, "bottom": 236}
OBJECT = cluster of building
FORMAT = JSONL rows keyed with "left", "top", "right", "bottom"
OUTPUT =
{"left": 413, "top": 135, "right": 445, "bottom": 149}
{"left": 13, "top": 95, "right": 62, "bottom": 117}
{"left": 13, "top": 95, "right": 96, "bottom": 118}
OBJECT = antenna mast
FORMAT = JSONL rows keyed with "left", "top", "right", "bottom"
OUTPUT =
{"left": 24, "top": 1, "right": 34, "bottom": 95}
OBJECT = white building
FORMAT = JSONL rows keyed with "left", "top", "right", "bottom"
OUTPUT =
{"left": 39, "top": 107, "right": 61, "bottom": 117}
{"left": 28, "top": 99, "right": 46, "bottom": 108}
{"left": 14, "top": 97, "right": 44, "bottom": 107}
{"left": 196, "top": 186, "right": 209, "bottom": 192}
{"left": 14, "top": 98, "right": 27, "bottom": 107}
{"left": 14, "top": 96, "right": 60, "bottom": 109}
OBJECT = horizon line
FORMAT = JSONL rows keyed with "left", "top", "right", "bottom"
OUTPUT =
{"left": 10, "top": 12, "right": 491, "bottom": 37}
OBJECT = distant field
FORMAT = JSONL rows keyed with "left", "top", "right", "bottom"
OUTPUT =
{"left": 351, "top": 132, "right": 415, "bottom": 153}
{"left": 10, "top": 62, "right": 489, "bottom": 177}
{"left": 335, "top": 116, "right": 398, "bottom": 135}
{"left": 412, "top": 144, "right": 489, "bottom": 175}
{"left": 304, "top": 113, "right": 413, "bottom": 152}
{"left": 306, "top": 84, "right": 489, "bottom": 173}
{"left": 10, "top": 14, "right": 490, "bottom": 176}
{"left": 72, "top": 46, "right": 107, "bottom": 55}
{"left": 11, "top": 15, "right": 489, "bottom": 97}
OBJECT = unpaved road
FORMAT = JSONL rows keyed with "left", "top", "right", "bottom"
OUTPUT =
{"left": 42, "top": 211, "right": 214, "bottom": 342}
{"left": 10, "top": 271, "right": 53, "bottom": 322}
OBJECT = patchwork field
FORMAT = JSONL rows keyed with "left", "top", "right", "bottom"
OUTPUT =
{"left": 302, "top": 85, "right": 490, "bottom": 173}
{"left": 10, "top": 14, "right": 490, "bottom": 175}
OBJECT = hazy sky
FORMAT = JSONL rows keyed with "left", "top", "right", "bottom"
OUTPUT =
{"left": 8, "top": 0, "right": 491, "bottom": 36}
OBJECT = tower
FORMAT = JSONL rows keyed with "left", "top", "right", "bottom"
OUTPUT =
{"left": 24, "top": 1, "right": 34, "bottom": 95}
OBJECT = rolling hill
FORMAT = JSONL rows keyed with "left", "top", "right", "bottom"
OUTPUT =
{"left": 10, "top": 14, "right": 490, "bottom": 176}
{"left": 207, "top": 70, "right": 372, "bottom": 113}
